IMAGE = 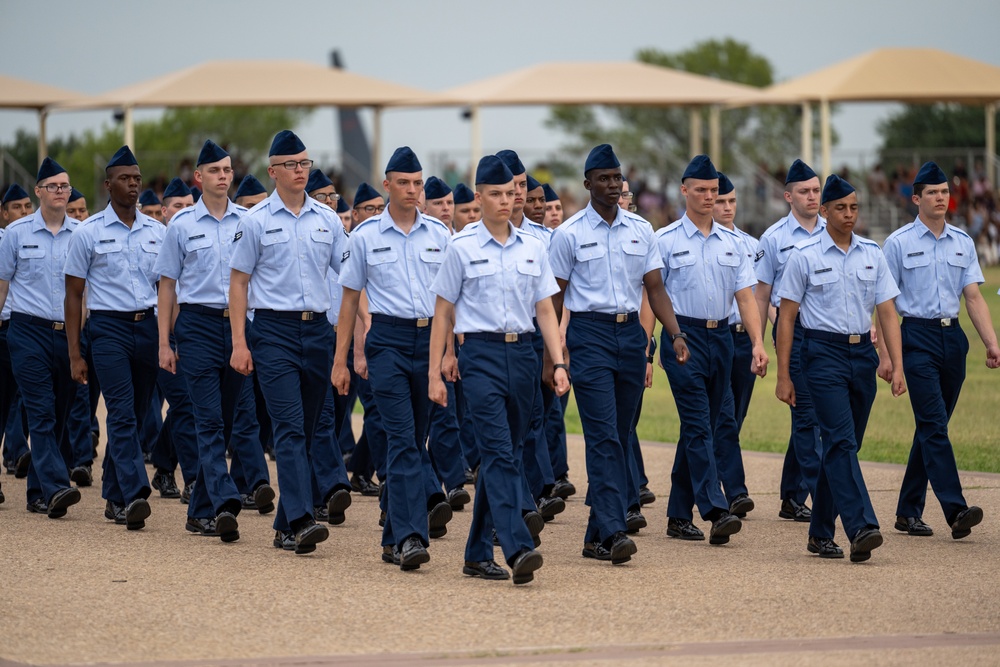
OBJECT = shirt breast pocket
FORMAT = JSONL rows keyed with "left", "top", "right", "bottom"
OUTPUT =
{"left": 419, "top": 249, "right": 444, "bottom": 283}
{"left": 184, "top": 236, "right": 215, "bottom": 270}
{"left": 516, "top": 260, "right": 542, "bottom": 300}
{"left": 366, "top": 249, "right": 400, "bottom": 289}
{"left": 946, "top": 252, "right": 972, "bottom": 285}
{"left": 901, "top": 253, "right": 931, "bottom": 292}
{"left": 466, "top": 261, "right": 498, "bottom": 303}
{"left": 667, "top": 253, "right": 697, "bottom": 290}
{"left": 139, "top": 242, "right": 161, "bottom": 275}
{"left": 807, "top": 269, "right": 839, "bottom": 307}
{"left": 259, "top": 230, "right": 290, "bottom": 267}
{"left": 17, "top": 246, "right": 46, "bottom": 279}
{"left": 93, "top": 242, "right": 124, "bottom": 271}
{"left": 309, "top": 229, "right": 334, "bottom": 267}
{"left": 621, "top": 240, "right": 647, "bottom": 279}
{"left": 856, "top": 267, "right": 877, "bottom": 303}
{"left": 574, "top": 243, "right": 606, "bottom": 283}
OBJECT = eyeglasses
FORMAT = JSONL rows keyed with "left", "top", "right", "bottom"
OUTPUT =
{"left": 40, "top": 183, "right": 72, "bottom": 193}
{"left": 355, "top": 204, "right": 385, "bottom": 215}
{"left": 270, "top": 159, "right": 314, "bottom": 171}
{"left": 313, "top": 193, "right": 340, "bottom": 203}
{"left": 619, "top": 192, "right": 634, "bottom": 200}
{"left": 627, "top": 204, "right": 638, "bottom": 213}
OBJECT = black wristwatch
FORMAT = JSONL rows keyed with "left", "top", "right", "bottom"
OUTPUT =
{"left": 670, "top": 332, "right": 688, "bottom": 342}
{"left": 646, "top": 354, "right": 654, "bottom": 363}
{"left": 554, "top": 363, "right": 570, "bottom": 374}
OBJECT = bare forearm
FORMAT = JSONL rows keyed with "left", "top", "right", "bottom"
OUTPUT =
{"left": 335, "top": 289, "right": 361, "bottom": 366}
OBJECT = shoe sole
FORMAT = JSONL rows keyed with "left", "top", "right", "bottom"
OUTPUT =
{"left": 125, "top": 500, "right": 151, "bottom": 531}
{"left": 710, "top": 517, "right": 743, "bottom": 545}
{"left": 69, "top": 468, "right": 92, "bottom": 486}
{"left": 552, "top": 484, "right": 576, "bottom": 500}
{"left": 807, "top": 542, "right": 845, "bottom": 559}
{"left": 610, "top": 538, "right": 637, "bottom": 565}
{"left": 448, "top": 491, "right": 471, "bottom": 511}
{"left": 215, "top": 513, "right": 240, "bottom": 543}
{"left": 539, "top": 497, "right": 566, "bottom": 520}
{"left": 667, "top": 528, "right": 705, "bottom": 541}
{"left": 400, "top": 548, "right": 430, "bottom": 571}
{"left": 48, "top": 488, "right": 82, "bottom": 518}
{"left": 626, "top": 515, "right": 648, "bottom": 534}
{"left": 428, "top": 502, "right": 453, "bottom": 538}
{"left": 894, "top": 520, "right": 933, "bottom": 537}
{"left": 730, "top": 498, "right": 755, "bottom": 516}
{"left": 951, "top": 507, "right": 983, "bottom": 539}
{"left": 187, "top": 522, "right": 217, "bottom": 536}
{"left": 511, "top": 551, "right": 543, "bottom": 585}
{"left": 778, "top": 510, "right": 812, "bottom": 522}
{"left": 462, "top": 565, "right": 509, "bottom": 581}
{"left": 294, "top": 525, "right": 329, "bottom": 554}
{"left": 523, "top": 512, "right": 544, "bottom": 538}
{"left": 850, "top": 531, "right": 884, "bottom": 562}
{"left": 14, "top": 453, "right": 31, "bottom": 479}
{"left": 581, "top": 548, "right": 610, "bottom": 561}
{"left": 327, "top": 489, "right": 352, "bottom": 526}
{"left": 253, "top": 485, "right": 275, "bottom": 511}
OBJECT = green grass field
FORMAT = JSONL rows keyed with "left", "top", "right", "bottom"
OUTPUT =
{"left": 563, "top": 265, "right": 1000, "bottom": 473}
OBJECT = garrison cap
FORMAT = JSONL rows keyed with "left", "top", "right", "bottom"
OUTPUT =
{"left": 353, "top": 182, "right": 381, "bottom": 207}
{"left": 496, "top": 149, "right": 526, "bottom": 176}
{"left": 584, "top": 144, "right": 620, "bottom": 174}
{"left": 162, "top": 177, "right": 192, "bottom": 200}
{"left": 542, "top": 184, "right": 559, "bottom": 202}
{"left": 196, "top": 140, "right": 229, "bottom": 166}
{"left": 107, "top": 145, "right": 138, "bottom": 169}
{"left": 476, "top": 155, "right": 514, "bottom": 185}
{"left": 424, "top": 176, "right": 452, "bottom": 201}
{"left": 682, "top": 154, "right": 718, "bottom": 181}
{"left": 36, "top": 156, "right": 67, "bottom": 182}
{"left": 913, "top": 161, "right": 948, "bottom": 186}
{"left": 306, "top": 168, "right": 334, "bottom": 193}
{"left": 2, "top": 183, "right": 30, "bottom": 204}
{"left": 269, "top": 130, "right": 306, "bottom": 157}
{"left": 190, "top": 186, "right": 201, "bottom": 203}
{"left": 138, "top": 189, "right": 160, "bottom": 207}
{"left": 234, "top": 174, "right": 266, "bottom": 199}
{"left": 68, "top": 188, "right": 85, "bottom": 203}
{"left": 336, "top": 197, "right": 350, "bottom": 214}
{"left": 821, "top": 174, "right": 856, "bottom": 204}
{"left": 453, "top": 183, "right": 475, "bottom": 205}
{"left": 526, "top": 173, "right": 542, "bottom": 191}
{"left": 717, "top": 171, "right": 735, "bottom": 196}
{"left": 785, "top": 159, "right": 818, "bottom": 185}
{"left": 385, "top": 146, "right": 421, "bottom": 174}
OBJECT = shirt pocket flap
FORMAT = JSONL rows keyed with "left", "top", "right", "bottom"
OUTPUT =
{"left": 184, "top": 236, "right": 213, "bottom": 253}
{"left": 260, "top": 230, "right": 290, "bottom": 246}
{"left": 575, "top": 243, "right": 606, "bottom": 262}
{"left": 310, "top": 229, "right": 333, "bottom": 244}
{"left": 856, "top": 267, "right": 877, "bottom": 282}
{"left": 366, "top": 249, "right": 398, "bottom": 265}
{"left": 808, "top": 269, "right": 838, "bottom": 286}
{"left": 516, "top": 260, "right": 542, "bottom": 276}
{"left": 621, "top": 240, "right": 646, "bottom": 256}
{"left": 419, "top": 249, "right": 444, "bottom": 264}
{"left": 716, "top": 253, "right": 740, "bottom": 267}
{"left": 902, "top": 253, "right": 931, "bottom": 269}
{"left": 668, "top": 253, "right": 696, "bottom": 270}
{"left": 946, "top": 252, "right": 972, "bottom": 269}
{"left": 466, "top": 261, "right": 497, "bottom": 277}
{"left": 141, "top": 241, "right": 160, "bottom": 254}
{"left": 94, "top": 242, "right": 123, "bottom": 255}
{"left": 17, "top": 246, "right": 45, "bottom": 259}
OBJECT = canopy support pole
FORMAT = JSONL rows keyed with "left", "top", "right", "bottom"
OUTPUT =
{"left": 124, "top": 106, "right": 134, "bottom": 150}
{"left": 470, "top": 105, "right": 482, "bottom": 170}
{"left": 986, "top": 103, "right": 996, "bottom": 191}
{"left": 371, "top": 106, "right": 382, "bottom": 187}
{"left": 708, "top": 105, "right": 722, "bottom": 169}
{"left": 820, "top": 98, "right": 831, "bottom": 178}
{"left": 801, "top": 103, "right": 813, "bottom": 167}
{"left": 688, "top": 108, "right": 702, "bottom": 158}
{"left": 38, "top": 109, "right": 48, "bottom": 165}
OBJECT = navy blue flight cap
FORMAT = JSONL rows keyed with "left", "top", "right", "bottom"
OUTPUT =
{"left": 2, "top": 183, "right": 30, "bottom": 204}
{"left": 717, "top": 171, "right": 735, "bottom": 195}
{"left": 584, "top": 144, "right": 620, "bottom": 175}
{"left": 913, "top": 161, "right": 948, "bottom": 186}
{"left": 36, "top": 156, "right": 67, "bottom": 182}
{"left": 785, "top": 159, "right": 818, "bottom": 185}
{"left": 526, "top": 174, "right": 542, "bottom": 191}
{"left": 682, "top": 154, "right": 718, "bottom": 182}
{"left": 821, "top": 174, "right": 856, "bottom": 204}
{"left": 269, "top": 130, "right": 306, "bottom": 157}
{"left": 107, "top": 145, "right": 138, "bottom": 169}
{"left": 495, "top": 149, "right": 526, "bottom": 176}
{"left": 138, "top": 189, "right": 160, "bottom": 207}
{"left": 306, "top": 168, "right": 334, "bottom": 193}
{"left": 424, "top": 176, "right": 452, "bottom": 201}
{"left": 353, "top": 182, "right": 381, "bottom": 207}
{"left": 162, "top": 177, "right": 192, "bottom": 200}
{"left": 196, "top": 140, "right": 229, "bottom": 166}
{"left": 385, "top": 146, "right": 421, "bottom": 174}
{"left": 453, "top": 183, "right": 475, "bottom": 205}
{"left": 336, "top": 197, "right": 350, "bottom": 214}
{"left": 191, "top": 186, "right": 201, "bottom": 203}
{"left": 68, "top": 188, "right": 85, "bottom": 203}
{"left": 234, "top": 174, "right": 266, "bottom": 199}
{"left": 542, "top": 184, "right": 559, "bottom": 202}
{"left": 476, "top": 155, "right": 514, "bottom": 185}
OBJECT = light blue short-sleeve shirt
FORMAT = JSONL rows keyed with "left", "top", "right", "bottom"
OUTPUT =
{"left": 755, "top": 212, "right": 827, "bottom": 306}
{"left": 882, "top": 216, "right": 984, "bottom": 319}
{"left": 0, "top": 211, "right": 77, "bottom": 321}
{"left": 338, "top": 209, "right": 451, "bottom": 319}
{"left": 229, "top": 190, "right": 346, "bottom": 313}
{"left": 655, "top": 214, "right": 756, "bottom": 321}
{"left": 431, "top": 222, "right": 558, "bottom": 334}
{"left": 63, "top": 204, "right": 165, "bottom": 312}
{"left": 0, "top": 228, "right": 8, "bottom": 320}
{"left": 155, "top": 198, "right": 247, "bottom": 308}
{"left": 728, "top": 225, "right": 758, "bottom": 324}
{"left": 777, "top": 229, "right": 899, "bottom": 334}
{"left": 548, "top": 202, "right": 662, "bottom": 314}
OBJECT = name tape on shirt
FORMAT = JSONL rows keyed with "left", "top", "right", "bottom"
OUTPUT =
{"left": 814, "top": 267, "right": 832, "bottom": 274}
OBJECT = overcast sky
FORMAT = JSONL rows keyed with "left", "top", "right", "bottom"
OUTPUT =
{"left": 2, "top": 0, "right": 998, "bottom": 173}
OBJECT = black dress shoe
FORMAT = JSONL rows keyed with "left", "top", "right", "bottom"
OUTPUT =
{"left": 26, "top": 498, "right": 49, "bottom": 515}
{"left": 638, "top": 484, "right": 656, "bottom": 506}
{"left": 378, "top": 509, "right": 386, "bottom": 527}
{"left": 850, "top": 528, "right": 883, "bottom": 563}
{"left": 294, "top": 520, "right": 329, "bottom": 555}
{"left": 537, "top": 495, "right": 565, "bottom": 521}
{"left": 151, "top": 470, "right": 180, "bottom": 499}
{"left": 807, "top": 536, "right": 845, "bottom": 558}
{"left": 626, "top": 508, "right": 647, "bottom": 534}
{"left": 351, "top": 473, "right": 379, "bottom": 497}
{"left": 463, "top": 559, "right": 509, "bottom": 580}
{"left": 314, "top": 505, "right": 329, "bottom": 522}
{"left": 552, "top": 475, "right": 576, "bottom": 500}
{"left": 607, "top": 532, "right": 637, "bottom": 565}
{"left": 253, "top": 484, "right": 276, "bottom": 514}
{"left": 709, "top": 512, "right": 742, "bottom": 545}
{"left": 779, "top": 498, "right": 812, "bottom": 522}
{"left": 382, "top": 545, "right": 398, "bottom": 564}
{"left": 70, "top": 465, "right": 93, "bottom": 487}
{"left": 124, "top": 498, "right": 151, "bottom": 530}
{"left": 509, "top": 549, "right": 543, "bottom": 584}
{"left": 273, "top": 530, "right": 295, "bottom": 550}
{"left": 240, "top": 493, "right": 257, "bottom": 510}
{"left": 14, "top": 451, "right": 31, "bottom": 479}
{"left": 105, "top": 500, "right": 126, "bottom": 524}
{"left": 582, "top": 542, "right": 612, "bottom": 560}
{"left": 0, "top": 483, "right": 5, "bottom": 504}
{"left": 894, "top": 516, "right": 933, "bottom": 536}
{"left": 186, "top": 516, "right": 218, "bottom": 535}
{"left": 667, "top": 517, "right": 705, "bottom": 541}
{"left": 47, "top": 487, "right": 81, "bottom": 519}
{"left": 399, "top": 536, "right": 429, "bottom": 571}
{"left": 950, "top": 506, "right": 983, "bottom": 540}
{"left": 464, "top": 468, "right": 476, "bottom": 486}
{"left": 447, "top": 486, "right": 471, "bottom": 511}
{"left": 729, "top": 493, "right": 755, "bottom": 518}
{"left": 326, "top": 488, "right": 352, "bottom": 525}
{"left": 180, "top": 483, "right": 192, "bottom": 505}
{"left": 215, "top": 511, "right": 240, "bottom": 542}
{"left": 523, "top": 510, "right": 544, "bottom": 539}
{"left": 428, "top": 501, "right": 453, "bottom": 538}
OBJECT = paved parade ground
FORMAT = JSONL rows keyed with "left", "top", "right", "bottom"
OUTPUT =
{"left": 2, "top": 430, "right": 999, "bottom": 667}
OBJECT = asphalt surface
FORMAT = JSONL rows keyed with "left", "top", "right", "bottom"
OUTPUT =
{"left": 1, "top": 426, "right": 998, "bottom": 667}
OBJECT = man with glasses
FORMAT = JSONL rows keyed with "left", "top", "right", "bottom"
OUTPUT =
{"left": 156, "top": 140, "right": 275, "bottom": 542}
{"left": 0, "top": 158, "right": 83, "bottom": 518}
{"left": 230, "top": 130, "right": 346, "bottom": 555}
{"left": 65, "top": 146, "right": 164, "bottom": 531}
{"left": 307, "top": 169, "right": 340, "bottom": 208}
{"left": 619, "top": 179, "right": 637, "bottom": 213}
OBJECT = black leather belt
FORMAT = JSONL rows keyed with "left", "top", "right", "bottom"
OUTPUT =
{"left": 903, "top": 316, "right": 957, "bottom": 328}
{"left": 730, "top": 323, "right": 746, "bottom": 334}
{"left": 180, "top": 304, "right": 230, "bottom": 318}
{"left": 255, "top": 309, "right": 324, "bottom": 321}
{"left": 803, "top": 328, "right": 867, "bottom": 345}
{"left": 677, "top": 315, "right": 729, "bottom": 329}
{"left": 370, "top": 313, "right": 431, "bottom": 328}
{"left": 90, "top": 307, "right": 154, "bottom": 322}
{"left": 10, "top": 312, "right": 65, "bottom": 330}
{"left": 570, "top": 311, "right": 638, "bottom": 323}
{"left": 464, "top": 331, "right": 533, "bottom": 343}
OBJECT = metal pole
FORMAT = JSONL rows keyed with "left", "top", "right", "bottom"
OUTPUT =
{"left": 470, "top": 105, "right": 482, "bottom": 170}
{"left": 371, "top": 106, "right": 382, "bottom": 187}
{"left": 820, "top": 99, "right": 832, "bottom": 178}
{"left": 801, "top": 102, "right": 813, "bottom": 166}
{"left": 689, "top": 108, "right": 702, "bottom": 157}
{"left": 709, "top": 105, "right": 722, "bottom": 169}
{"left": 38, "top": 109, "right": 48, "bottom": 164}
{"left": 124, "top": 106, "right": 134, "bottom": 150}
{"left": 986, "top": 103, "right": 997, "bottom": 191}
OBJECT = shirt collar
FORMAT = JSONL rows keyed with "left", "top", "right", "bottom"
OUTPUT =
{"left": 102, "top": 202, "right": 148, "bottom": 232}
{"left": 475, "top": 220, "right": 520, "bottom": 248}
{"left": 265, "top": 189, "right": 316, "bottom": 217}
{"left": 788, "top": 210, "right": 826, "bottom": 234}
{"left": 913, "top": 215, "right": 951, "bottom": 239}
{"left": 585, "top": 201, "right": 625, "bottom": 229}
{"left": 678, "top": 213, "right": 723, "bottom": 240}
{"left": 378, "top": 207, "right": 425, "bottom": 235}
{"left": 194, "top": 197, "right": 241, "bottom": 223}
{"left": 819, "top": 228, "right": 860, "bottom": 255}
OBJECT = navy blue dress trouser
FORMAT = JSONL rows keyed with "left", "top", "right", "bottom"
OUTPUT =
{"left": 712, "top": 326, "right": 755, "bottom": 503}
{"left": 777, "top": 315, "right": 822, "bottom": 505}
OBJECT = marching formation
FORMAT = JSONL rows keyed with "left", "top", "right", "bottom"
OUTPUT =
{"left": 0, "top": 130, "right": 997, "bottom": 584}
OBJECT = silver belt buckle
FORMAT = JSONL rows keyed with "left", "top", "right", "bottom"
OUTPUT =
{"left": 615, "top": 313, "right": 628, "bottom": 323}
{"left": 416, "top": 318, "right": 430, "bottom": 328}
{"left": 301, "top": 312, "right": 314, "bottom": 321}
{"left": 706, "top": 320, "right": 719, "bottom": 329}
{"left": 504, "top": 332, "right": 518, "bottom": 343}
{"left": 848, "top": 334, "right": 861, "bottom": 344}
{"left": 735, "top": 324, "right": 746, "bottom": 333}
{"left": 941, "top": 318, "right": 952, "bottom": 327}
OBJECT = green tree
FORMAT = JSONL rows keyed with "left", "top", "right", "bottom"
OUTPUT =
{"left": 878, "top": 103, "right": 998, "bottom": 163}
{"left": 546, "top": 38, "right": 822, "bottom": 179}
